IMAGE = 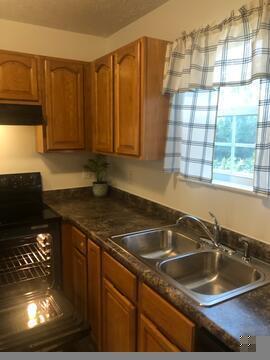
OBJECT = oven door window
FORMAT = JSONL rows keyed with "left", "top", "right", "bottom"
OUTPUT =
{"left": 0, "top": 232, "right": 53, "bottom": 300}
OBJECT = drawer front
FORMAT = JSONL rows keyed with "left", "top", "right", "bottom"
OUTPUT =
{"left": 72, "top": 226, "right": 87, "bottom": 255}
{"left": 103, "top": 252, "right": 137, "bottom": 303}
{"left": 140, "top": 284, "right": 195, "bottom": 352}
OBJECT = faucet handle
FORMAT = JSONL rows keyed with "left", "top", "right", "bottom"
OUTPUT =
{"left": 239, "top": 237, "right": 250, "bottom": 247}
{"left": 239, "top": 237, "right": 251, "bottom": 262}
{"left": 209, "top": 212, "right": 219, "bottom": 228}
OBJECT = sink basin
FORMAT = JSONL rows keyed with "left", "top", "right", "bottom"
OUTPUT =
{"left": 113, "top": 228, "right": 200, "bottom": 261}
{"left": 111, "top": 225, "right": 270, "bottom": 306}
{"left": 158, "top": 250, "right": 267, "bottom": 306}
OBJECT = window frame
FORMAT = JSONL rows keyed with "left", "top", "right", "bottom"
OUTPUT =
{"left": 211, "top": 83, "right": 259, "bottom": 191}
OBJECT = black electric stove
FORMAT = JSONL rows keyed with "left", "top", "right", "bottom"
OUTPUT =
{"left": 0, "top": 172, "right": 60, "bottom": 230}
{"left": 0, "top": 172, "right": 87, "bottom": 351}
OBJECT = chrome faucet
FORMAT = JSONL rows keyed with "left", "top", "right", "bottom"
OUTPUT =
{"left": 239, "top": 237, "right": 251, "bottom": 263}
{"left": 209, "top": 212, "right": 221, "bottom": 247}
{"left": 176, "top": 212, "right": 221, "bottom": 248}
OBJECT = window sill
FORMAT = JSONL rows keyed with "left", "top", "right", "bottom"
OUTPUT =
{"left": 212, "top": 179, "right": 252, "bottom": 192}
{"left": 176, "top": 175, "right": 265, "bottom": 198}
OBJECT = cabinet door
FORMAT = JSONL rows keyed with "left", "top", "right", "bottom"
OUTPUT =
{"left": 88, "top": 240, "right": 101, "bottom": 349}
{"left": 0, "top": 51, "right": 39, "bottom": 102}
{"left": 61, "top": 223, "right": 73, "bottom": 302}
{"left": 44, "top": 59, "right": 85, "bottom": 150}
{"left": 140, "top": 283, "right": 195, "bottom": 351}
{"left": 93, "top": 55, "right": 114, "bottom": 153}
{"left": 114, "top": 41, "right": 140, "bottom": 156}
{"left": 102, "top": 278, "right": 136, "bottom": 352}
{"left": 72, "top": 247, "right": 87, "bottom": 321}
{"left": 138, "top": 314, "right": 180, "bottom": 352}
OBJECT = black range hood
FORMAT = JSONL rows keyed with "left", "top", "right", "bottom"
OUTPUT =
{"left": 0, "top": 104, "right": 45, "bottom": 126}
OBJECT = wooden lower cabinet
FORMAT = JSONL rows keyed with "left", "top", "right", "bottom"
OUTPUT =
{"left": 139, "top": 283, "right": 196, "bottom": 352}
{"left": 88, "top": 239, "right": 102, "bottom": 349}
{"left": 102, "top": 278, "right": 136, "bottom": 352}
{"left": 72, "top": 246, "right": 88, "bottom": 321}
{"left": 60, "top": 226, "right": 228, "bottom": 352}
{"left": 138, "top": 314, "right": 180, "bottom": 352}
{"left": 61, "top": 223, "right": 88, "bottom": 322}
{"left": 62, "top": 229, "right": 197, "bottom": 352}
{"left": 61, "top": 223, "right": 73, "bottom": 302}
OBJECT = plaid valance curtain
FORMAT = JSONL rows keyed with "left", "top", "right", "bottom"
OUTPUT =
{"left": 163, "top": 0, "right": 270, "bottom": 93}
{"left": 163, "top": 0, "right": 270, "bottom": 194}
{"left": 164, "top": 90, "right": 219, "bottom": 182}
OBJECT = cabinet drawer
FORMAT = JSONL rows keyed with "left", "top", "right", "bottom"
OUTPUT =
{"left": 140, "top": 284, "right": 195, "bottom": 351}
{"left": 72, "top": 226, "right": 87, "bottom": 255}
{"left": 103, "top": 252, "right": 137, "bottom": 303}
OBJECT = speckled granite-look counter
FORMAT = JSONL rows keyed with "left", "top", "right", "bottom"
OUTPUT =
{"left": 44, "top": 187, "right": 270, "bottom": 352}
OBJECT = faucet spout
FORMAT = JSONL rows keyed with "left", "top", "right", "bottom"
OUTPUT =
{"left": 209, "top": 212, "right": 221, "bottom": 247}
{"left": 176, "top": 213, "right": 220, "bottom": 248}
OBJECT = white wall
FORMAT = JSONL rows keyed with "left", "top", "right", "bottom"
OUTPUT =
{"left": 105, "top": 0, "right": 270, "bottom": 244}
{"left": 0, "top": 126, "right": 93, "bottom": 190}
{"left": 0, "top": 19, "right": 107, "bottom": 61}
{"left": 107, "top": 0, "right": 245, "bottom": 48}
{"left": 0, "top": 19, "right": 108, "bottom": 190}
{"left": 1, "top": 1, "right": 270, "bottom": 243}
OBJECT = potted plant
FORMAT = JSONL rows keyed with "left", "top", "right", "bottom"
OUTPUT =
{"left": 84, "top": 155, "right": 109, "bottom": 197}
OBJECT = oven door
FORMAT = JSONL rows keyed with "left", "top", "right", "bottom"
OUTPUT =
{"left": 0, "top": 224, "right": 89, "bottom": 351}
{"left": 0, "top": 288, "right": 89, "bottom": 351}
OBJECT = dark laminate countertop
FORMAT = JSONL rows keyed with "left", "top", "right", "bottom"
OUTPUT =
{"left": 44, "top": 188, "right": 270, "bottom": 352}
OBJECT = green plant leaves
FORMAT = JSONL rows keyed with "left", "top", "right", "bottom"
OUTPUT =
{"left": 84, "top": 155, "right": 109, "bottom": 183}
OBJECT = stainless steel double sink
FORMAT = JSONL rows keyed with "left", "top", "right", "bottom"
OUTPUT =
{"left": 111, "top": 225, "right": 270, "bottom": 306}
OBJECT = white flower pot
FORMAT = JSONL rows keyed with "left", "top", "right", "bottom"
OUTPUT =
{"left": 92, "top": 182, "right": 109, "bottom": 197}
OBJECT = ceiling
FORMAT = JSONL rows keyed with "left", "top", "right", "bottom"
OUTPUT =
{"left": 0, "top": 0, "right": 169, "bottom": 37}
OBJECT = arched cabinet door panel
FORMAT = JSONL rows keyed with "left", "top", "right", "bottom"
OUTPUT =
{"left": 114, "top": 41, "right": 141, "bottom": 156}
{"left": 93, "top": 55, "right": 114, "bottom": 153}
{"left": 44, "top": 58, "right": 85, "bottom": 150}
{"left": 102, "top": 278, "right": 136, "bottom": 352}
{"left": 0, "top": 51, "right": 39, "bottom": 102}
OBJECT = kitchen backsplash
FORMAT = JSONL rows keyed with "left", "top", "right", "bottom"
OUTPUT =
{"left": 44, "top": 186, "right": 270, "bottom": 265}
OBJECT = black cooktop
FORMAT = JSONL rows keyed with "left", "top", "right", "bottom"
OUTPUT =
{"left": 0, "top": 204, "right": 61, "bottom": 230}
{"left": 0, "top": 172, "right": 60, "bottom": 230}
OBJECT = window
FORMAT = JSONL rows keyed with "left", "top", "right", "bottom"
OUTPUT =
{"left": 213, "top": 81, "right": 260, "bottom": 190}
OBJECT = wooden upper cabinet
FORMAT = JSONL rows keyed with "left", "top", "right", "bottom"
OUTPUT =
{"left": 0, "top": 51, "right": 39, "bottom": 102}
{"left": 114, "top": 41, "right": 141, "bottom": 156}
{"left": 93, "top": 55, "right": 114, "bottom": 153}
{"left": 43, "top": 58, "right": 85, "bottom": 150}
{"left": 91, "top": 37, "right": 169, "bottom": 160}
